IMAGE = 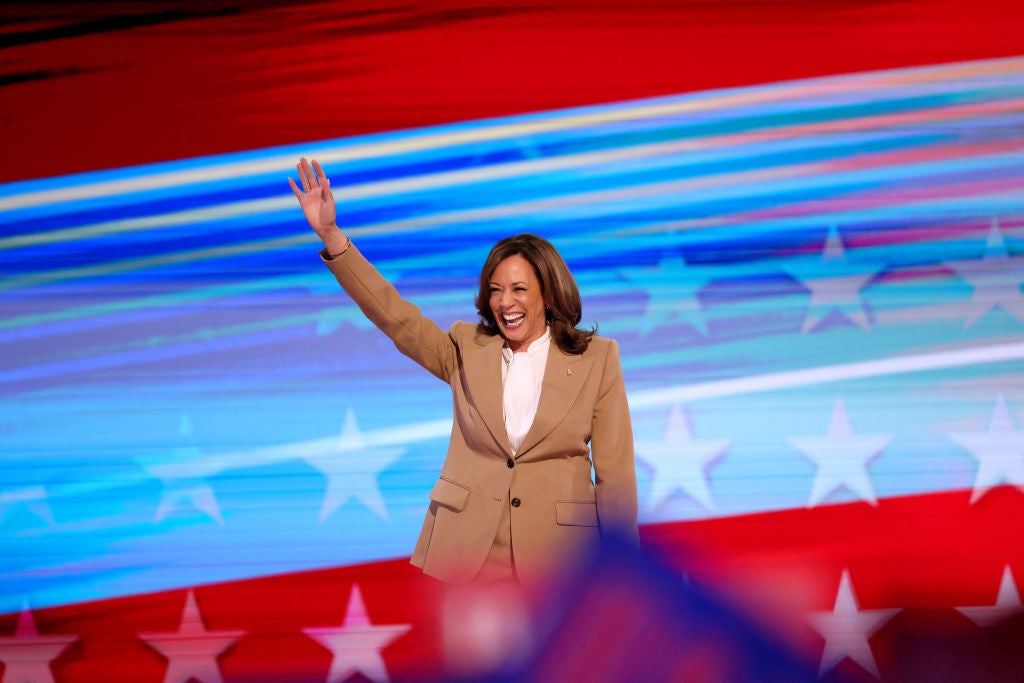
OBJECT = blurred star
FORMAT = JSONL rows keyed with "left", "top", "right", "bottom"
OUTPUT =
{"left": 636, "top": 404, "right": 730, "bottom": 511}
{"left": 788, "top": 397, "right": 891, "bottom": 507}
{"left": 944, "top": 220, "right": 1024, "bottom": 328}
{"left": 788, "top": 226, "right": 878, "bottom": 333}
{"left": 0, "top": 604, "right": 78, "bottom": 683}
{"left": 621, "top": 254, "right": 715, "bottom": 336}
{"left": 956, "top": 565, "right": 1024, "bottom": 627}
{"left": 139, "top": 591, "right": 245, "bottom": 683}
{"left": 300, "top": 409, "right": 404, "bottom": 521}
{"left": 0, "top": 486, "right": 56, "bottom": 527}
{"left": 809, "top": 569, "right": 899, "bottom": 679}
{"left": 303, "top": 584, "right": 411, "bottom": 683}
{"left": 948, "top": 394, "right": 1024, "bottom": 504}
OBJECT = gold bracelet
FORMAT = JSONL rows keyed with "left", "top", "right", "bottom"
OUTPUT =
{"left": 327, "top": 237, "right": 351, "bottom": 259}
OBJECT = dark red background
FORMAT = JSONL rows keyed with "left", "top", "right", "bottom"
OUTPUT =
{"left": 3, "top": 0, "right": 1023, "bottom": 183}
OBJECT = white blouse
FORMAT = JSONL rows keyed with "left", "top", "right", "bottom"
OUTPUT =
{"left": 501, "top": 327, "right": 551, "bottom": 455}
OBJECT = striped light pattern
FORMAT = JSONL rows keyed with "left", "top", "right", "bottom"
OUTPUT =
{"left": 1, "top": 56, "right": 1023, "bottom": 614}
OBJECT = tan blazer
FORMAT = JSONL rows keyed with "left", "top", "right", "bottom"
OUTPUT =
{"left": 324, "top": 244, "right": 638, "bottom": 585}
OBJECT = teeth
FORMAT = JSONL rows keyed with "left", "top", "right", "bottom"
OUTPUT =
{"left": 503, "top": 313, "right": 525, "bottom": 326}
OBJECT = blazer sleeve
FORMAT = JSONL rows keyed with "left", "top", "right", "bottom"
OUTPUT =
{"left": 320, "top": 243, "right": 458, "bottom": 383}
{"left": 591, "top": 339, "right": 640, "bottom": 544}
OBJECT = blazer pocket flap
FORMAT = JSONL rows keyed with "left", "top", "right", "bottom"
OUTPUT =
{"left": 555, "top": 500, "right": 598, "bottom": 527}
{"left": 429, "top": 477, "right": 470, "bottom": 511}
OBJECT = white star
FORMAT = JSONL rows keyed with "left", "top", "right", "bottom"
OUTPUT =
{"left": 0, "top": 604, "right": 78, "bottom": 683}
{"left": 302, "top": 583, "right": 411, "bottom": 683}
{"left": 788, "top": 396, "right": 892, "bottom": 507}
{"left": 301, "top": 409, "right": 405, "bottom": 522}
{"left": 0, "top": 486, "right": 55, "bottom": 527}
{"left": 140, "top": 416, "right": 224, "bottom": 524}
{"left": 636, "top": 404, "right": 731, "bottom": 510}
{"left": 808, "top": 569, "right": 899, "bottom": 679}
{"left": 149, "top": 475, "right": 224, "bottom": 525}
{"left": 788, "top": 226, "right": 878, "bottom": 333}
{"left": 956, "top": 565, "right": 1024, "bottom": 627}
{"left": 948, "top": 394, "right": 1024, "bottom": 504}
{"left": 139, "top": 590, "right": 245, "bottom": 683}
{"left": 945, "top": 220, "right": 1024, "bottom": 328}
{"left": 621, "top": 254, "right": 714, "bottom": 336}
{"left": 141, "top": 449, "right": 223, "bottom": 525}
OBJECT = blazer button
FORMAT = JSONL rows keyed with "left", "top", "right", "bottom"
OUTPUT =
{"left": 506, "top": 458, "right": 514, "bottom": 469}
{"left": 511, "top": 497, "right": 521, "bottom": 507}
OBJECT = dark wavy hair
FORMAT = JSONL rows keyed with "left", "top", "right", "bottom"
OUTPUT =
{"left": 475, "top": 234, "right": 596, "bottom": 354}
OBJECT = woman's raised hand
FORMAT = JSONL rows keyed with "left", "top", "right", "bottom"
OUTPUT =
{"left": 288, "top": 157, "right": 340, "bottom": 238}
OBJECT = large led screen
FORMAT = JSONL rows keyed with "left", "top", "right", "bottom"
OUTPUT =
{"left": 2, "top": 2, "right": 1023, "bottom": 681}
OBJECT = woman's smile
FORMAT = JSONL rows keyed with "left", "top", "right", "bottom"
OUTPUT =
{"left": 489, "top": 254, "right": 547, "bottom": 352}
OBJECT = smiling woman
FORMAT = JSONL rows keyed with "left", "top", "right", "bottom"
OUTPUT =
{"left": 290, "top": 156, "right": 639, "bottom": 587}
{"left": 486, "top": 253, "right": 548, "bottom": 353}
{"left": 477, "top": 234, "right": 596, "bottom": 355}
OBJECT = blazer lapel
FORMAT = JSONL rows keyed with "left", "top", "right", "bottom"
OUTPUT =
{"left": 464, "top": 331, "right": 511, "bottom": 455}
{"left": 516, "top": 345, "right": 593, "bottom": 458}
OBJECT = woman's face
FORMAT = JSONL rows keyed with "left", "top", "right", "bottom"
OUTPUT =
{"left": 489, "top": 254, "right": 547, "bottom": 352}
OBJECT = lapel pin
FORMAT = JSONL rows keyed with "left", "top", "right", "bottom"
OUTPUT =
{"left": 566, "top": 368, "right": 574, "bottom": 377}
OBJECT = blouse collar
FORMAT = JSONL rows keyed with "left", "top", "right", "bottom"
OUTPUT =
{"left": 502, "top": 326, "right": 551, "bottom": 362}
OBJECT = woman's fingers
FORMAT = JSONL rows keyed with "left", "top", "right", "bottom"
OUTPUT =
{"left": 293, "top": 157, "right": 329, "bottom": 196}
{"left": 297, "top": 157, "right": 317, "bottom": 192}
{"left": 312, "top": 158, "right": 326, "bottom": 185}
{"left": 290, "top": 158, "right": 331, "bottom": 217}
{"left": 287, "top": 176, "right": 304, "bottom": 200}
